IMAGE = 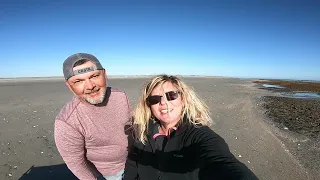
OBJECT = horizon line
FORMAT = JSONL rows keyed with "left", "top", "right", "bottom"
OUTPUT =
{"left": 0, "top": 75, "right": 319, "bottom": 82}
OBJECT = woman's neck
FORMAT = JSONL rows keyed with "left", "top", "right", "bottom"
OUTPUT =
{"left": 159, "top": 121, "right": 178, "bottom": 135}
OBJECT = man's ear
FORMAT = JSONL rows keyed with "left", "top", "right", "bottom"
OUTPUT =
{"left": 65, "top": 81, "right": 76, "bottom": 95}
{"left": 103, "top": 69, "right": 107, "bottom": 77}
{"left": 103, "top": 69, "right": 108, "bottom": 82}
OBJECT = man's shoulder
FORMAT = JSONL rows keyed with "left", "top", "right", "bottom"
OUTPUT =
{"left": 55, "top": 97, "right": 81, "bottom": 122}
{"left": 109, "top": 87, "right": 129, "bottom": 100}
{"left": 109, "top": 87, "right": 126, "bottom": 95}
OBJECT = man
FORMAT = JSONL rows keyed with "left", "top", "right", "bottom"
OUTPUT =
{"left": 54, "top": 53, "right": 131, "bottom": 180}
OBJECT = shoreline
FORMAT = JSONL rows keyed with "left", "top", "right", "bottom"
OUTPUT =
{"left": 253, "top": 79, "right": 320, "bottom": 178}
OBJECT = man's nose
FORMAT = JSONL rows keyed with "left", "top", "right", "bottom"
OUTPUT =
{"left": 85, "top": 79, "right": 95, "bottom": 90}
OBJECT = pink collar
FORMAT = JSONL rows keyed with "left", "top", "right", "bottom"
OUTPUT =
{"left": 153, "top": 126, "right": 178, "bottom": 139}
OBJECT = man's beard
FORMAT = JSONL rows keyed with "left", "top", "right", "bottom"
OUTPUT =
{"left": 84, "top": 88, "right": 106, "bottom": 105}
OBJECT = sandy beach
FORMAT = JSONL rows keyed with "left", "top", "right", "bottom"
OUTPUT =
{"left": 0, "top": 77, "right": 319, "bottom": 180}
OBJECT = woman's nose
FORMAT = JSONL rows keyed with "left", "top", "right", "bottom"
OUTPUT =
{"left": 159, "top": 96, "right": 167, "bottom": 105}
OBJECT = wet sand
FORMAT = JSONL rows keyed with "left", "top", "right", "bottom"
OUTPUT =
{"left": 254, "top": 80, "right": 320, "bottom": 179}
{"left": 0, "top": 77, "right": 318, "bottom": 179}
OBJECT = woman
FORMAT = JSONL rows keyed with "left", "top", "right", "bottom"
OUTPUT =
{"left": 124, "top": 75, "right": 258, "bottom": 180}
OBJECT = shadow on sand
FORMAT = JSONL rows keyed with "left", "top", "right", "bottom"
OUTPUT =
{"left": 19, "top": 164, "right": 78, "bottom": 180}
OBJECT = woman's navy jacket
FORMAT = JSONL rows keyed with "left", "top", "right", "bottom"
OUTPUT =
{"left": 124, "top": 120, "right": 258, "bottom": 180}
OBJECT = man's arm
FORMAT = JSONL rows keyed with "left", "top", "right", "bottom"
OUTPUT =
{"left": 54, "top": 119, "right": 97, "bottom": 180}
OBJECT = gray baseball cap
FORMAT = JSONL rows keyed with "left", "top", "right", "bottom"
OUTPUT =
{"left": 63, "top": 53, "right": 104, "bottom": 80}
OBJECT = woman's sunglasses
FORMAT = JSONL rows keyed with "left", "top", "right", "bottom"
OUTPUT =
{"left": 147, "top": 90, "right": 181, "bottom": 105}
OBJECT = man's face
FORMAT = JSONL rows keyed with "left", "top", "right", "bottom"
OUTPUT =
{"left": 66, "top": 61, "right": 107, "bottom": 105}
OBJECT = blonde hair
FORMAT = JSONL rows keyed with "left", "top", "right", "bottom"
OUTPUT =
{"left": 133, "top": 74, "right": 212, "bottom": 144}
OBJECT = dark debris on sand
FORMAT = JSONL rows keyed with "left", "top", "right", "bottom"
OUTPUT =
{"left": 253, "top": 79, "right": 320, "bottom": 92}
{"left": 255, "top": 79, "right": 320, "bottom": 178}
{"left": 254, "top": 79, "right": 320, "bottom": 138}
{"left": 261, "top": 96, "right": 320, "bottom": 139}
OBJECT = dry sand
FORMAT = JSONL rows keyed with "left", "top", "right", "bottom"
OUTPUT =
{"left": 0, "top": 77, "right": 318, "bottom": 179}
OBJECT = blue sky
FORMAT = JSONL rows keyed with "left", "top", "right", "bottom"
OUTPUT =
{"left": 1, "top": 0, "right": 319, "bottom": 80}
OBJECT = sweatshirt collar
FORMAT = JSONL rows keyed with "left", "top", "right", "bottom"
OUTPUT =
{"left": 147, "top": 116, "right": 191, "bottom": 139}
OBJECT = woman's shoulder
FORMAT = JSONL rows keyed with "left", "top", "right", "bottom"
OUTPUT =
{"left": 185, "top": 124, "right": 226, "bottom": 144}
{"left": 185, "top": 123, "right": 215, "bottom": 135}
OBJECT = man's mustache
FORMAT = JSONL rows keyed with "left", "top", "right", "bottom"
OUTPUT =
{"left": 85, "top": 88, "right": 100, "bottom": 94}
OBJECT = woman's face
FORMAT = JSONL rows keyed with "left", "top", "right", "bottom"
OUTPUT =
{"left": 149, "top": 81, "right": 183, "bottom": 126}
